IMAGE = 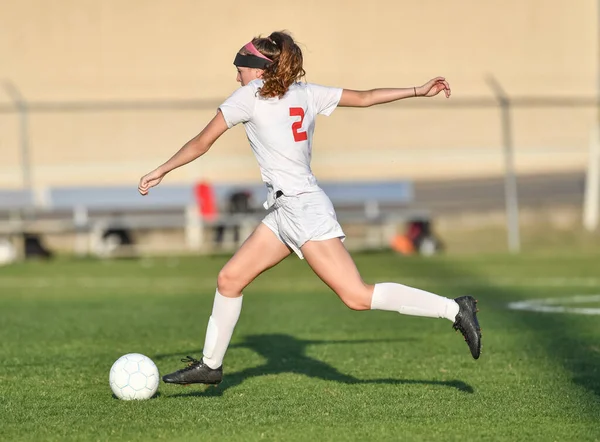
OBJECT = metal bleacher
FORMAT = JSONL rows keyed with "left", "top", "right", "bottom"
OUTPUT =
{"left": 49, "top": 185, "right": 195, "bottom": 210}
{"left": 0, "top": 189, "right": 36, "bottom": 211}
{"left": 0, "top": 180, "right": 425, "bottom": 257}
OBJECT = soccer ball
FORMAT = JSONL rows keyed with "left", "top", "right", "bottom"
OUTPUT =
{"left": 109, "top": 353, "right": 159, "bottom": 400}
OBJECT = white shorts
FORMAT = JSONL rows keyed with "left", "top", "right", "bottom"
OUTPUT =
{"left": 262, "top": 190, "right": 346, "bottom": 259}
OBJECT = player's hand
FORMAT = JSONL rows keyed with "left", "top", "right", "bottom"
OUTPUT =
{"left": 417, "top": 77, "right": 451, "bottom": 98}
{"left": 138, "top": 169, "right": 165, "bottom": 196}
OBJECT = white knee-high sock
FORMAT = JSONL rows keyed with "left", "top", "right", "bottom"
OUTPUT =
{"left": 202, "top": 290, "right": 243, "bottom": 369}
{"left": 371, "top": 282, "right": 459, "bottom": 322}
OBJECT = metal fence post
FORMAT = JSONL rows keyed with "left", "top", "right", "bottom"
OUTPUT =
{"left": 587, "top": 1, "right": 600, "bottom": 231}
{"left": 3, "top": 81, "right": 32, "bottom": 192}
{"left": 584, "top": 127, "right": 600, "bottom": 231}
{"left": 486, "top": 75, "right": 521, "bottom": 253}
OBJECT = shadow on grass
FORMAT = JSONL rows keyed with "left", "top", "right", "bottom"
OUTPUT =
{"left": 155, "top": 333, "right": 474, "bottom": 396}
{"left": 505, "top": 306, "right": 600, "bottom": 399}
{"left": 401, "top": 256, "right": 600, "bottom": 403}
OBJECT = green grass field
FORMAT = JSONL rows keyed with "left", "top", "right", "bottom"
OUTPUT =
{"left": 2, "top": 250, "right": 600, "bottom": 441}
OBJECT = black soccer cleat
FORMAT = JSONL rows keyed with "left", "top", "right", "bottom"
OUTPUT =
{"left": 162, "top": 356, "right": 223, "bottom": 385}
{"left": 452, "top": 296, "right": 482, "bottom": 359}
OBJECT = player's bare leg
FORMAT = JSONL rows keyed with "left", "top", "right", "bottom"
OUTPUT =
{"left": 163, "top": 224, "right": 292, "bottom": 384}
{"left": 301, "top": 238, "right": 481, "bottom": 359}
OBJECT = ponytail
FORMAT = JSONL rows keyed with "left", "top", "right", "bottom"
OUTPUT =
{"left": 244, "top": 31, "right": 305, "bottom": 98}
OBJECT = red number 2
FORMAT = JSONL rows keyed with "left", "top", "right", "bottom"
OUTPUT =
{"left": 289, "top": 107, "right": 308, "bottom": 142}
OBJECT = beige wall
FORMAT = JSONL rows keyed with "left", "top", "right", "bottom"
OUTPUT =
{"left": 0, "top": 0, "right": 597, "bottom": 190}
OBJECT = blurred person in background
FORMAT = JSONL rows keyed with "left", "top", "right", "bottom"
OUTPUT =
{"left": 214, "top": 189, "right": 256, "bottom": 248}
{"left": 138, "top": 30, "right": 481, "bottom": 386}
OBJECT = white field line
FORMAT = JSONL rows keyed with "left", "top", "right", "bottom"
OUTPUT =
{"left": 507, "top": 294, "right": 600, "bottom": 315}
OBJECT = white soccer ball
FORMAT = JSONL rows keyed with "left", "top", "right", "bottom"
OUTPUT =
{"left": 109, "top": 353, "right": 159, "bottom": 400}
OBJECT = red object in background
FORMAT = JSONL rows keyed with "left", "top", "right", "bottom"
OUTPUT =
{"left": 194, "top": 182, "right": 218, "bottom": 221}
{"left": 406, "top": 222, "right": 423, "bottom": 243}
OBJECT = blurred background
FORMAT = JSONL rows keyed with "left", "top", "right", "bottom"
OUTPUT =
{"left": 0, "top": 0, "right": 598, "bottom": 261}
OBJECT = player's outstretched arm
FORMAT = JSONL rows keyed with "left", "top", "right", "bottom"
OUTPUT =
{"left": 138, "top": 111, "right": 229, "bottom": 196}
{"left": 339, "top": 76, "right": 451, "bottom": 108}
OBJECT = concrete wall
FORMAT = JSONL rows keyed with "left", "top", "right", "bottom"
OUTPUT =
{"left": 0, "top": 0, "right": 597, "bottom": 190}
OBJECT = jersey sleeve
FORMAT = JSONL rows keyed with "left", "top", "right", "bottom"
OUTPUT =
{"left": 218, "top": 84, "right": 257, "bottom": 128}
{"left": 307, "top": 83, "right": 343, "bottom": 116}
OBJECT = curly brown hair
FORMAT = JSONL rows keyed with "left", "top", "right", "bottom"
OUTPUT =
{"left": 239, "top": 31, "right": 306, "bottom": 98}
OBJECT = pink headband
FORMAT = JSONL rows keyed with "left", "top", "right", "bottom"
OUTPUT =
{"left": 244, "top": 42, "right": 273, "bottom": 62}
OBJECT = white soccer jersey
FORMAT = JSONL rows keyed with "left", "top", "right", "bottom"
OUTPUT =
{"left": 218, "top": 79, "right": 342, "bottom": 208}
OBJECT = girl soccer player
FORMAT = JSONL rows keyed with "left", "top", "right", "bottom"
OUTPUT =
{"left": 138, "top": 31, "right": 481, "bottom": 386}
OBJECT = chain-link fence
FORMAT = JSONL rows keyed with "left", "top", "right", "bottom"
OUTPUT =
{"left": 0, "top": 81, "right": 598, "bottom": 254}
